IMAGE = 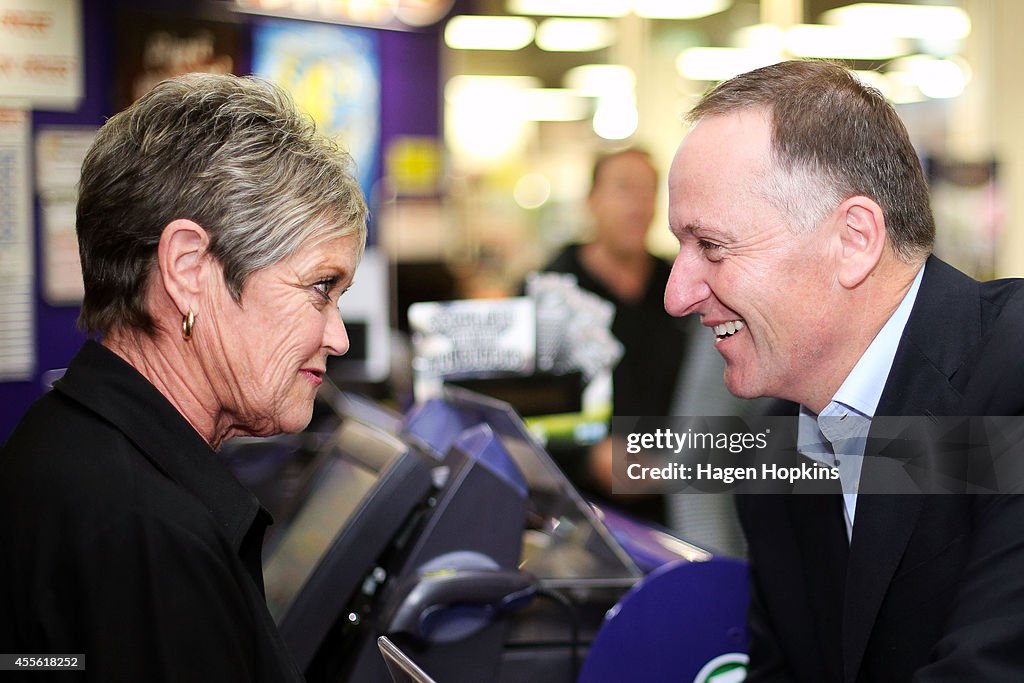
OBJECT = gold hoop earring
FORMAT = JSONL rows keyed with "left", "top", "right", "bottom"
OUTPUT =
{"left": 181, "top": 308, "right": 196, "bottom": 341}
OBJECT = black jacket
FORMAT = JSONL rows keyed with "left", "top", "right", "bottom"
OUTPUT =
{"left": 737, "top": 257, "right": 1024, "bottom": 682}
{"left": 0, "top": 341, "right": 305, "bottom": 682}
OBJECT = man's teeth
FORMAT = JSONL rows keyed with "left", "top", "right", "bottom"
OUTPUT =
{"left": 714, "top": 320, "right": 745, "bottom": 338}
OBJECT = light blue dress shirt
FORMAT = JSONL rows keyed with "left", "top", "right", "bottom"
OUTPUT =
{"left": 797, "top": 265, "right": 925, "bottom": 540}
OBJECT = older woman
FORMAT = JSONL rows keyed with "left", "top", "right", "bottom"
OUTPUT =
{"left": 0, "top": 74, "right": 366, "bottom": 681}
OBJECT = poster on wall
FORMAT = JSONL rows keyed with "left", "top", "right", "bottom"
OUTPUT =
{"left": 0, "top": 0, "right": 82, "bottom": 111}
{"left": 252, "top": 19, "right": 380, "bottom": 202}
{"left": 35, "top": 126, "right": 97, "bottom": 304}
{"left": 0, "top": 107, "right": 33, "bottom": 381}
{"left": 113, "top": 10, "right": 243, "bottom": 111}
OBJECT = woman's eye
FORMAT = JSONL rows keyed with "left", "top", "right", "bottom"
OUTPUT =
{"left": 311, "top": 279, "right": 335, "bottom": 301}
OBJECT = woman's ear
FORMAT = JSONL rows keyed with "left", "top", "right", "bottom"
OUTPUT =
{"left": 835, "top": 196, "right": 886, "bottom": 289}
{"left": 156, "top": 219, "right": 211, "bottom": 315}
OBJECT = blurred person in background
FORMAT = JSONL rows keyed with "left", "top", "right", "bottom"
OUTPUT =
{"left": 541, "top": 148, "right": 691, "bottom": 525}
{"left": 666, "top": 59, "right": 1024, "bottom": 682}
{"left": 0, "top": 73, "right": 367, "bottom": 681}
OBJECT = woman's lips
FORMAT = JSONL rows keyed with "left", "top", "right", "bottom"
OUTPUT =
{"left": 300, "top": 369, "right": 323, "bottom": 386}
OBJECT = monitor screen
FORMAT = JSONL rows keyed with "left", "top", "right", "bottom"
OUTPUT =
{"left": 264, "top": 416, "right": 438, "bottom": 670}
{"left": 263, "top": 443, "right": 386, "bottom": 619}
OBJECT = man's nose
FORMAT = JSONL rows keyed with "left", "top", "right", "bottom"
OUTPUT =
{"left": 664, "top": 255, "right": 711, "bottom": 317}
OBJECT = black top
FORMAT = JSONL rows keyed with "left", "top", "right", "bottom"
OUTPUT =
{"left": 0, "top": 341, "right": 305, "bottom": 682}
{"left": 545, "top": 244, "right": 688, "bottom": 420}
{"left": 543, "top": 245, "right": 690, "bottom": 524}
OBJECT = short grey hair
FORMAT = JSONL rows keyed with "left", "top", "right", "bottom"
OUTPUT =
{"left": 687, "top": 60, "right": 934, "bottom": 262}
{"left": 76, "top": 72, "right": 368, "bottom": 336}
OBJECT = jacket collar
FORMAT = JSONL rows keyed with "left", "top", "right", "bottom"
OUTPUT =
{"left": 842, "top": 255, "right": 980, "bottom": 682}
{"left": 875, "top": 255, "right": 980, "bottom": 417}
{"left": 53, "top": 341, "right": 268, "bottom": 555}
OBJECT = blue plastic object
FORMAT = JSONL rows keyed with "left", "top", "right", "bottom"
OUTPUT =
{"left": 593, "top": 503, "right": 707, "bottom": 573}
{"left": 453, "top": 424, "right": 529, "bottom": 499}
{"left": 579, "top": 558, "right": 750, "bottom": 683}
{"left": 402, "top": 398, "right": 468, "bottom": 459}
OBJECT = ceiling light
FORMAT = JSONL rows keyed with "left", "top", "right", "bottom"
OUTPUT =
{"left": 521, "top": 88, "right": 589, "bottom": 121}
{"left": 889, "top": 55, "right": 970, "bottom": 100}
{"left": 506, "top": 0, "right": 630, "bottom": 18}
{"left": 593, "top": 96, "right": 638, "bottom": 140}
{"left": 394, "top": 0, "right": 456, "bottom": 26}
{"left": 563, "top": 64, "right": 635, "bottom": 97}
{"left": 444, "top": 15, "right": 535, "bottom": 50}
{"left": 785, "top": 24, "right": 910, "bottom": 60}
{"left": 444, "top": 79, "right": 587, "bottom": 121}
{"left": 445, "top": 79, "right": 533, "bottom": 169}
{"left": 676, "top": 47, "right": 781, "bottom": 82}
{"left": 851, "top": 69, "right": 926, "bottom": 105}
{"left": 536, "top": 18, "right": 616, "bottom": 52}
{"left": 881, "top": 70, "right": 927, "bottom": 105}
{"left": 732, "top": 24, "right": 785, "bottom": 51}
{"left": 444, "top": 75, "right": 541, "bottom": 102}
{"left": 822, "top": 3, "right": 970, "bottom": 41}
{"left": 633, "top": 0, "right": 731, "bottom": 20}
{"left": 735, "top": 22, "right": 911, "bottom": 61}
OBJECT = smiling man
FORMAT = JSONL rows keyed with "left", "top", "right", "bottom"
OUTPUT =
{"left": 664, "top": 60, "right": 1024, "bottom": 682}
{"left": 666, "top": 104, "right": 923, "bottom": 412}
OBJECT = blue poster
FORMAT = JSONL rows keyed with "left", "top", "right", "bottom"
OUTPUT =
{"left": 253, "top": 19, "right": 380, "bottom": 201}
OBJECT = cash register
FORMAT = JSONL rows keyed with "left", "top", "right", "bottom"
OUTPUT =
{"left": 228, "top": 388, "right": 746, "bottom": 682}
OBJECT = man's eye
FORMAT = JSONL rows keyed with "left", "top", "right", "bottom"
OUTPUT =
{"left": 697, "top": 239, "right": 724, "bottom": 261}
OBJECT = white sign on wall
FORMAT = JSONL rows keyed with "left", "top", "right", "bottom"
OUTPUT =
{"left": 408, "top": 297, "right": 537, "bottom": 401}
{"left": 0, "top": 0, "right": 83, "bottom": 111}
{"left": 35, "top": 125, "right": 97, "bottom": 303}
{"left": 0, "top": 106, "right": 34, "bottom": 381}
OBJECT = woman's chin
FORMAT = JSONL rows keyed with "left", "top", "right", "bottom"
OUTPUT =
{"left": 278, "top": 410, "right": 314, "bottom": 435}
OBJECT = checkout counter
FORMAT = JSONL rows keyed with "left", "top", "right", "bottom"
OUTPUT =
{"left": 224, "top": 388, "right": 749, "bottom": 682}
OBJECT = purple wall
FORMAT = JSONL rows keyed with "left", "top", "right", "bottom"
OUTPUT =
{"left": 0, "top": 0, "right": 105, "bottom": 443}
{"left": 0, "top": 0, "right": 442, "bottom": 442}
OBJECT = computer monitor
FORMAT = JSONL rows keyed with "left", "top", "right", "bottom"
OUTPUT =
{"left": 269, "top": 388, "right": 654, "bottom": 682}
{"left": 404, "top": 387, "right": 642, "bottom": 586}
{"left": 264, "top": 410, "right": 439, "bottom": 672}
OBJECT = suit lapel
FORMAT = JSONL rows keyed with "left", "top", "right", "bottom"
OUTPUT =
{"left": 841, "top": 257, "right": 980, "bottom": 682}
{"left": 789, "top": 494, "right": 849, "bottom": 682}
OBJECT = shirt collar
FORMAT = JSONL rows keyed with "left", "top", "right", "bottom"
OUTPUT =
{"left": 799, "top": 264, "right": 925, "bottom": 457}
{"left": 829, "top": 265, "right": 925, "bottom": 418}
{"left": 53, "top": 341, "right": 270, "bottom": 553}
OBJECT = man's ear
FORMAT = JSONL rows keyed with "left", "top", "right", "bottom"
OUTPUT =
{"left": 156, "top": 219, "right": 211, "bottom": 315}
{"left": 834, "top": 196, "right": 886, "bottom": 289}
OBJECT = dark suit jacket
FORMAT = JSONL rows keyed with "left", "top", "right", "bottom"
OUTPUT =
{"left": 737, "top": 257, "right": 1024, "bottom": 683}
